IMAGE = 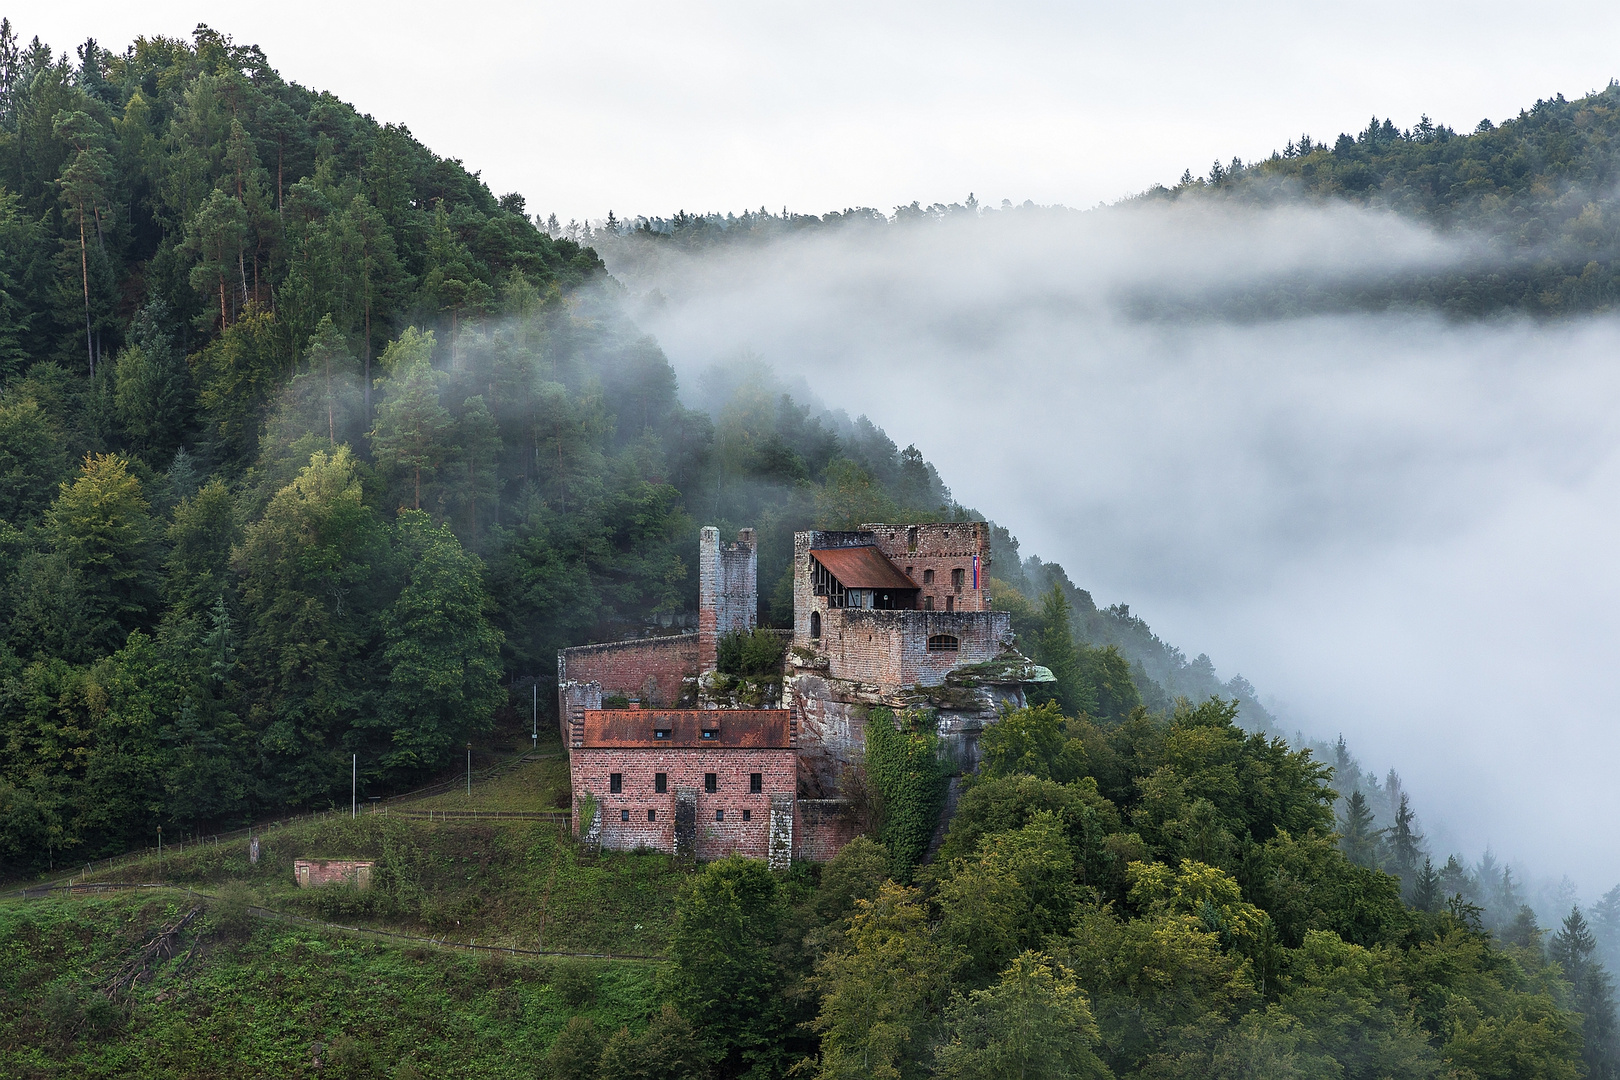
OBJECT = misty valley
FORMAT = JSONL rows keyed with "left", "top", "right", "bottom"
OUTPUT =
{"left": 2, "top": 18, "right": 1620, "bottom": 1080}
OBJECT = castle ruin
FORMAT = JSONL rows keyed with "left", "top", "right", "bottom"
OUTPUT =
{"left": 560, "top": 522, "right": 1053, "bottom": 863}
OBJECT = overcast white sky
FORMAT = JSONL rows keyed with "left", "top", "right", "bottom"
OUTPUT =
{"left": 17, "top": 2, "right": 1620, "bottom": 221}
{"left": 20, "top": 3, "right": 1620, "bottom": 893}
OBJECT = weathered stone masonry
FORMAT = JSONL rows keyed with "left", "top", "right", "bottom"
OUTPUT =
{"left": 561, "top": 519, "right": 1051, "bottom": 865}
{"left": 557, "top": 635, "right": 698, "bottom": 709}
{"left": 571, "top": 709, "right": 796, "bottom": 867}
{"left": 698, "top": 526, "right": 757, "bottom": 673}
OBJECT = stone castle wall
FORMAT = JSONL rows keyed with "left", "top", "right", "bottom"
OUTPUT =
{"left": 861, "top": 521, "right": 991, "bottom": 613}
{"left": 815, "top": 608, "right": 1012, "bottom": 687}
{"left": 558, "top": 636, "right": 698, "bottom": 711}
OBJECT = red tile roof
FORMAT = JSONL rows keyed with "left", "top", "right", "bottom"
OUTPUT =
{"left": 810, "top": 546, "right": 918, "bottom": 590}
{"left": 581, "top": 709, "right": 792, "bottom": 748}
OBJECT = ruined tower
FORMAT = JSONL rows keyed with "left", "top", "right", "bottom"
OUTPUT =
{"left": 697, "top": 526, "right": 758, "bottom": 673}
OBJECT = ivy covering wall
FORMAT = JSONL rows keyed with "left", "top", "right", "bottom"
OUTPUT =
{"left": 863, "top": 707, "right": 947, "bottom": 882}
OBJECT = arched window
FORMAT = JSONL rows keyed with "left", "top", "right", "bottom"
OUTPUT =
{"left": 810, "top": 611, "right": 821, "bottom": 639}
{"left": 927, "top": 634, "right": 959, "bottom": 652}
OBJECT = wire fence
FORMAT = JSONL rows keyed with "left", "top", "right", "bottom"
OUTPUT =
{"left": 3, "top": 747, "right": 570, "bottom": 894}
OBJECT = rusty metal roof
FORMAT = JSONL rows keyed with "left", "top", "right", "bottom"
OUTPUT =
{"left": 810, "top": 546, "right": 918, "bottom": 590}
{"left": 581, "top": 709, "right": 792, "bottom": 749}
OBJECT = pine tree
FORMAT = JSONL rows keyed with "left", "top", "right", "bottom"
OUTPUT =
{"left": 304, "top": 315, "right": 355, "bottom": 447}
{"left": 184, "top": 189, "right": 248, "bottom": 330}
{"left": 369, "top": 328, "right": 450, "bottom": 510}
{"left": 1338, "top": 789, "right": 1384, "bottom": 868}
{"left": 1552, "top": 906, "right": 1620, "bottom": 1080}
{"left": 1594, "top": 884, "right": 1620, "bottom": 975}
{"left": 52, "top": 109, "right": 110, "bottom": 373}
{"left": 1502, "top": 905, "right": 1542, "bottom": 948}
{"left": 1030, "top": 584, "right": 1094, "bottom": 718}
{"left": 1412, "top": 856, "right": 1442, "bottom": 914}
{"left": 1386, "top": 792, "right": 1423, "bottom": 890}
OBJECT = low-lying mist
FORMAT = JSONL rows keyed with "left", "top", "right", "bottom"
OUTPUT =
{"left": 605, "top": 201, "right": 1620, "bottom": 894}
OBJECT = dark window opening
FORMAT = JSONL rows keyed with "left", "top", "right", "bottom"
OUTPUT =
{"left": 620, "top": 809, "right": 629, "bottom": 822}
{"left": 928, "top": 634, "right": 960, "bottom": 652}
{"left": 653, "top": 729, "right": 671, "bottom": 740}
{"left": 743, "top": 809, "right": 752, "bottom": 821}
{"left": 655, "top": 772, "right": 667, "bottom": 793}
{"left": 716, "top": 809, "right": 725, "bottom": 822}
{"left": 701, "top": 729, "right": 718, "bottom": 740}
{"left": 750, "top": 773, "right": 763, "bottom": 793}
{"left": 809, "top": 610, "right": 821, "bottom": 638}
{"left": 705, "top": 773, "right": 718, "bottom": 793}
{"left": 907, "top": 526, "right": 918, "bottom": 551}
{"left": 923, "top": 595, "right": 933, "bottom": 610}
{"left": 811, "top": 557, "right": 846, "bottom": 607}
{"left": 952, "top": 568, "right": 965, "bottom": 591}
{"left": 946, "top": 595, "right": 954, "bottom": 612}
{"left": 648, "top": 809, "right": 657, "bottom": 822}
{"left": 923, "top": 568, "right": 935, "bottom": 584}
{"left": 609, "top": 773, "right": 623, "bottom": 793}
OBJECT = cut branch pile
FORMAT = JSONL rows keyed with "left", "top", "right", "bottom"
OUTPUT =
{"left": 103, "top": 907, "right": 201, "bottom": 996}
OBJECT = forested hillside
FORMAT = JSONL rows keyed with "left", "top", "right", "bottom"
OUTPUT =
{"left": 585, "top": 81, "right": 1620, "bottom": 320}
{"left": 0, "top": 22, "right": 963, "bottom": 874}
{"left": 5, "top": 18, "right": 1620, "bottom": 1080}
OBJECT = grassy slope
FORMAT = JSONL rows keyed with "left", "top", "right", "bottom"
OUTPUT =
{"left": 408, "top": 754, "right": 574, "bottom": 813}
{"left": 1, "top": 756, "right": 684, "bottom": 1077}
{"left": 1, "top": 893, "right": 658, "bottom": 1079}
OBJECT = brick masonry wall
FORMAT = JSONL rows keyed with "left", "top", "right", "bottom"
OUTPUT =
{"left": 793, "top": 530, "right": 875, "bottom": 644}
{"left": 817, "top": 608, "right": 1011, "bottom": 687}
{"left": 559, "top": 636, "right": 698, "bottom": 707}
{"left": 698, "top": 527, "right": 758, "bottom": 673}
{"left": 795, "top": 800, "right": 865, "bottom": 861}
{"left": 861, "top": 521, "right": 991, "bottom": 613}
{"left": 294, "top": 859, "right": 374, "bottom": 888}
{"left": 572, "top": 746, "right": 795, "bottom": 859}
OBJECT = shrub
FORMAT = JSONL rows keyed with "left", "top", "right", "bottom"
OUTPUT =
{"left": 211, "top": 878, "right": 258, "bottom": 938}
{"left": 716, "top": 629, "right": 786, "bottom": 677}
{"left": 552, "top": 960, "right": 597, "bottom": 1008}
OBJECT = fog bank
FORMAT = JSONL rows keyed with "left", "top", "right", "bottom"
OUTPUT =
{"left": 607, "top": 203, "right": 1620, "bottom": 892}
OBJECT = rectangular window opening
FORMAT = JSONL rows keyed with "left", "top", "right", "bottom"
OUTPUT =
{"left": 704, "top": 773, "right": 717, "bottom": 794}
{"left": 952, "top": 568, "right": 965, "bottom": 590}
{"left": 715, "top": 809, "right": 725, "bottom": 822}
{"left": 750, "top": 773, "right": 762, "bottom": 794}
{"left": 653, "top": 729, "right": 671, "bottom": 740}
{"left": 923, "top": 568, "right": 935, "bottom": 584}
{"left": 648, "top": 809, "right": 657, "bottom": 822}
{"left": 654, "top": 772, "right": 667, "bottom": 793}
{"left": 609, "top": 773, "right": 622, "bottom": 793}
{"left": 742, "top": 808, "right": 752, "bottom": 822}
{"left": 945, "top": 595, "right": 954, "bottom": 612}
{"left": 700, "top": 729, "right": 719, "bottom": 740}
{"left": 619, "top": 809, "right": 629, "bottom": 822}
{"left": 923, "top": 595, "right": 933, "bottom": 610}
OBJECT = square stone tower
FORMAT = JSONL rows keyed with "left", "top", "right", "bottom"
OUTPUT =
{"left": 698, "top": 526, "right": 758, "bottom": 673}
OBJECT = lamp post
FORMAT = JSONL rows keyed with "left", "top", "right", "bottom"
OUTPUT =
{"left": 352, "top": 753, "right": 357, "bottom": 819}
{"left": 532, "top": 681, "right": 538, "bottom": 750}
